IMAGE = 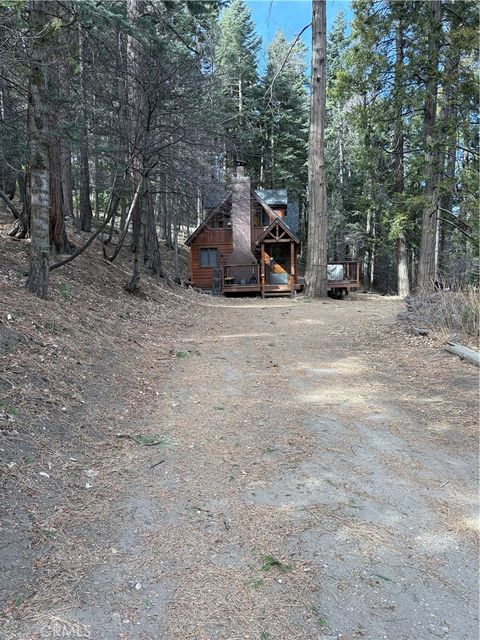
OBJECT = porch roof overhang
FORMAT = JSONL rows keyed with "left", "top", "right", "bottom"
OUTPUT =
{"left": 254, "top": 216, "right": 300, "bottom": 246}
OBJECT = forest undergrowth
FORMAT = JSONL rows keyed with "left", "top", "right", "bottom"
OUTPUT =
{"left": 405, "top": 286, "right": 480, "bottom": 347}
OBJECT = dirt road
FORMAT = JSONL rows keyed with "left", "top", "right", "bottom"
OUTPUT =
{"left": 6, "top": 294, "right": 479, "bottom": 640}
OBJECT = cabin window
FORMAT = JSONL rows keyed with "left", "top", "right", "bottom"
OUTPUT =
{"left": 253, "top": 209, "right": 270, "bottom": 227}
{"left": 200, "top": 248, "right": 218, "bottom": 267}
{"left": 210, "top": 212, "right": 231, "bottom": 228}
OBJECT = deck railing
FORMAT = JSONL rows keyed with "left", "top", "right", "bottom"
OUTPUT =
{"left": 222, "top": 264, "right": 260, "bottom": 288}
{"left": 327, "top": 261, "right": 361, "bottom": 284}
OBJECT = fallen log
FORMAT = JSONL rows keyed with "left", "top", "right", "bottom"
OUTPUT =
{"left": 445, "top": 342, "right": 480, "bottom": 367}
{"left": 411, "top": 326, "right": 429, "bottom": 336}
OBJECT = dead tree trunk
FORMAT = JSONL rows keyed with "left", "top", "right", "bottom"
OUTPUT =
{"left": 26, "top": 0, "right": 50, "bottom": 298}
{"left": 305, "top": 0, "right": 328, "bottom": 298}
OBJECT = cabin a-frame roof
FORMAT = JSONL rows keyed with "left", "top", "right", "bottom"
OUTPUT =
{"left": 254, "top": 216, "right": 300, "bottom": 245}
{"left": 184, "top": 187, "right": 297, "bottom": 247}
{"left": 184, "top": 193, "right": 232, "bottom": 246}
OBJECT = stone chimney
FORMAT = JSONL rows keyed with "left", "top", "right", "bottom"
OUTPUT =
{"left": 227, "top": 164, "right": 256, "bottom": 270}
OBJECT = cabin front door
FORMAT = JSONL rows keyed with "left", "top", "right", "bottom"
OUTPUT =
{"left": 267, "top": 243, "right": 290, "bottom": 284}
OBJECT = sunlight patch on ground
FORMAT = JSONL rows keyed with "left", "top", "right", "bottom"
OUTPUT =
{"left": 215, "top": 332, "right": 281, "bottom": 340}
{"left": 293, "top": 356, "right": 364, "bottom": 375}
{"left": 290, "top": 318, "right": 327, "bottom": 327}
{"left": 210, "top": 303, "right": 297, "bottom": 310}
{"left": 428, "top": 421, "right": 455, "bottom": 432}
{"left": 414, "top": 395, "right": 447, "bottom": 404}
{"left": 462, "top": 517, "right": 480, "bottom": 533}
{"left": 299, "top": 387, "right": 369, "bottom": 407}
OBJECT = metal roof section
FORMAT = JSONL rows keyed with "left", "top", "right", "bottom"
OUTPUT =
{"left": 203, "top": 186, "right": 229, "bottom": 210}
{"left": 254, "top": 189, "right": 288, "bottom": 206}
{"left": 285, "top": 201, "right": 299, "bottom": 234}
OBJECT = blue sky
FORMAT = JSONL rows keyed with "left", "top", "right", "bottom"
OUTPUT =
{"left": 246, "top": 0, "right": 352, "bottom": 63}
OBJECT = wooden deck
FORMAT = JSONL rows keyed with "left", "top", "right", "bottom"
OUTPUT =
{"left": 223, "top": 283, "right": 303, "bottom": 296}
{"left": 220, "top": 261, "right": 361, "bottom": 298}
{"left": 327, "top": 280, "right": 359, "bottom": 291}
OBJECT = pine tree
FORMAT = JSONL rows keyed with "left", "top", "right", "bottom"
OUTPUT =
{"left": 215, "top": 0, "right": 261, "bottom": 171}
{"left": 261, "top": 30, "right": 309, "bottom": 200}
{"left": 305, "top": 0, "right": 328, "bottom": 298}
{"left": 26, "top": 0, "right": 52, "bottom": 298}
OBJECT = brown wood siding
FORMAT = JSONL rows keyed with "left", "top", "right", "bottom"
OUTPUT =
{"left": 189, "top": 227, "right": 233, "bottom": 289}
{"left": 251, "top": 227, "right": 267, "bottom": 245}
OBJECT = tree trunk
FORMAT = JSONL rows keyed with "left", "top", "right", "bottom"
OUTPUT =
{"left": 397, "top": 235, "right": 409, "bottom": 297}
{"left": 57, "top": 16, "right": 73, "bottom": 221}
{"left": 79, "top": 23, "right": 93, "bottom": 232}
{"left": 126, "top": 176, "right": 146, "bottom": 292}
{"left": 60, "top": 139, "right": 73, "bottom": 219}
{"left": 417, "top": 0, "right": 442, "bottom": 291}
{"left": 120, "top": 195, "right": 127, "bottom": 232}
{"left": 94, "top": 155, "right": 101, "bottom": 220}
{"left": 166, "top": 180, "right": 173, "bottom": 249}
{"left": 126, "top": 0, "right": 163, "bottom": 289}
{"left": 127, "top": 0, "right": 146, "bottom": 288}
{"left": 393, "top": 17, "right": 409, "bottom": 297}
{"left": 305, "top": 0, "right": 328, "bottom": 298}
{"left": 8, "top": 170, "right": 29, "bottom": 238}
{"left": 438, "top": 3, "right": 459, "bottom": 278}
{"left": 26, "top": 0, "right": 50, "bottom": 298}
{"left": 49, "top": 138, "right": 71, "bottom": 254}
{"left": 363, "top": 208, "right": 375, "bottom": 291}
{"left": 144, "top": 180, "right": 164, "bottom": 277}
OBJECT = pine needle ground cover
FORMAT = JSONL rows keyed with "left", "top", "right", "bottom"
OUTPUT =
{"left": 1, "top": 213, "right": 478, "bottom": 640}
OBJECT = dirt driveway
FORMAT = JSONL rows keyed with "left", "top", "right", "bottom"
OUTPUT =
{"left": 6, "top": 294, "right": 479, "bottom": 640}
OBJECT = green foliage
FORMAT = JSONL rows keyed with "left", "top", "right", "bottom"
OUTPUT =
{"left": 260, "top": 29, "right": 309, "bottom": 200}
{"left": 260, "top": 554, "right": 290, "bottom": 573}
{"left": 325, "top": 0, "right": 479, "bottom": 290}
{"left": 60, "top": 283, "right": 72, "bottom": 301}
{"left": 0, "top": 400, "right": 18, "bottom": 416}
{"left": 246, "top": 578, "right": 263, "bottom": 589}
{"left": 133, "top": 434, "right": 176, "bottom": 447}
{"left": 214, "top": 0, "right": 261, "bottom": 167}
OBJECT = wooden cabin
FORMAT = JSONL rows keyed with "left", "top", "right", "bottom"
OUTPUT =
{"left": 186, "top": 166, "right": 302, "bottom": 297}
{"left": 186, "top": 165, "right": 361, "bottom": 297}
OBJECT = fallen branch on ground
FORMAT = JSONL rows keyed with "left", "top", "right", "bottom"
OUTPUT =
{"left": 444, "top": 342, "right": 480, "bottom": 367}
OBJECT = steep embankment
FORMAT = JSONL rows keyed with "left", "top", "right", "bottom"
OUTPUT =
{"left": 0, "top": 211, "right": 198, "bottom": 625}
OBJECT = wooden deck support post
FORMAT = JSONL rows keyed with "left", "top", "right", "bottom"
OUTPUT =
{"left": 260, "top": 242, "right": 266, "bottom": 299}
{"left": 290, "top": 240, "right": 295, "bottom": 298}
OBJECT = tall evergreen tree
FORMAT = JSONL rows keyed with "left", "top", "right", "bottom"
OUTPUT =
{"left": 26, "top": 0, "right": 52, "bottom": 298}
{"left": 305, "top": 0, "right": 328, "bottom": 298}
{"left": 215, "top": 0, "right": 261, "bottom": 171}
{"left": 261, "top": 30, "right": 309, "bottom": 200}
